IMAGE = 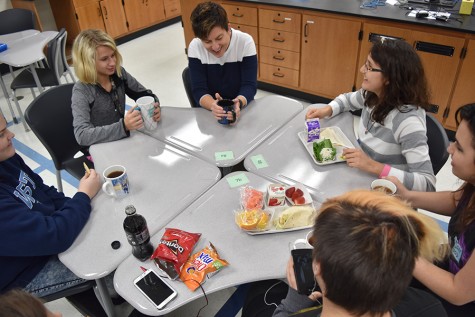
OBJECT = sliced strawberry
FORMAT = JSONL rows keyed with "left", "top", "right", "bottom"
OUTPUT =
{"left": 285, "top": 187, "right": 295, "bottom": 198}
{"left": 293, "top": 196, "right": 306, "bottom": 205}
{"left": 292, "top": 189, "right": 304, "bottom": 200}
{"left": 268, "top": 198, "right": 279, "bottom": 206}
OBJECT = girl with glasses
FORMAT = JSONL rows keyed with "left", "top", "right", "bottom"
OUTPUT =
{"left": 306, "top": 40, "right": 435, "bottom": 191}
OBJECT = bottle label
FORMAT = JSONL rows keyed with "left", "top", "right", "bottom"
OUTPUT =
{"left": 126, "top": 228, "right": 150, "bottom": 245}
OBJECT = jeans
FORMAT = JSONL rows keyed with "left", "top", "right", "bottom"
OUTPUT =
{"left": 24, "top": 255, "right": 87, "bottom": 298}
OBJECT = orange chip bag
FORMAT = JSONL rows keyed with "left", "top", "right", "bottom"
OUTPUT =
{"left": 179, "top": 243, "right": 229, "bottom": 291}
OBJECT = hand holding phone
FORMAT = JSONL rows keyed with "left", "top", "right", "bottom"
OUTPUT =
{"left": 134, "top": 269, "right": 177, "bottom": 310}
{"left": 291, "top": 248, "right": 320, "bottom": 296}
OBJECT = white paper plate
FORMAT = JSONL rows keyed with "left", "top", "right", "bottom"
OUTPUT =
{"left": 298, "top": 127, "right": 354, "bottom": 165}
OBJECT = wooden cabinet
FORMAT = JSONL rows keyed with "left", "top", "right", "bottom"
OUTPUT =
{"left": 123, "top": 0, "right": 163, "bottom": 31}
{"left": 356, "top": 23, "right": 465, "bottom": 126}
{"left": 300, "top": 13, "right": 361, "bottom": 98}
{"left": 180, "top": 0, "right": 202, "bottom": 47}
{"left": 445, "top": 39, "right": 475, "bottom": 130}
{"left": 100, "top": 0, "right": 128, "bottom": 38}
{"left": 50, "top": 0, "right": 179, "bottom": 45}
{"left": 223, "top": 3, "right": 258, "bottom": 45}
{"left": 164, "top": 0, "right": 181, "bottom": 18}
{"left": 258, "top": 7, "right": 301, "bottom": 88}
{"left": 73, "top": 0, "right": 107, "bottom": 33}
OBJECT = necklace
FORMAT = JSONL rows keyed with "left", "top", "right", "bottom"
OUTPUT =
{"left": 365, "top": 115, "right": 375, "bottom": 134}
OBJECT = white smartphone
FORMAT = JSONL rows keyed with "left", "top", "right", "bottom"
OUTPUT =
{"left": 134, "top": 269, "right": 177, "bottom": 310}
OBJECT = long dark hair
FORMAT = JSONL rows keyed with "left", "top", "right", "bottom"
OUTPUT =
{"left": 454, "top": 104, "right": 475, "bottom": 230}
{"left": 365, "top": 40, "right": 431, "bottom": 124}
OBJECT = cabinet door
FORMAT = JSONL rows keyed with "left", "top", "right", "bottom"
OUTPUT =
{"left": 123, "top": 0, "right": 148, "bottom": 30}
{"left": 356, "top": 23, "right": 410, "bottom": 88}
{"left": 101, "top": 0, "right": 128, "bottom": 38}
{"left": 146, "top": 0, "right": 165, "bottom": 24}
{"left": 300, "top": 14, "right": 361, "bottom": 98}
{"left": 445, "top": 39, "right": 475, "bottom": 130}
{"left": 180, "top": 0, "right": 202, "bottom": 48}
{"left": 164, "top": 0, "right": 181, "bottom": 18}
{"left": 411, "top": 31, "right": 465, "bottom": 124}
{"left": 75, "top": 2, "right": 106, "bottom": 32}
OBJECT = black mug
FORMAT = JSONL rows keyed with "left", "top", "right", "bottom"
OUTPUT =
{"left": 217, "top": 99, "right": 236, "bottom": 125}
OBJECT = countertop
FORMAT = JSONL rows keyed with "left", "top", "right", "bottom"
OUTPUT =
{"left": 228, "top": 0, "right": 475, "bottom": 34}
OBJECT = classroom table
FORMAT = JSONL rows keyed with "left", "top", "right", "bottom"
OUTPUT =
{"left": 0, "top": 29, "right": 57, "bottom": 129}
{"left": 59, "top": 132, "right": 221, "bottom": 316}
{"left": 243, "top": 106, "right": 375, "bottom": 199}
{"left": 141, "top": 95, "right": 303, "bottom": 174}
{"left": 113, "top": 171, "right": 318, "bottom": 316}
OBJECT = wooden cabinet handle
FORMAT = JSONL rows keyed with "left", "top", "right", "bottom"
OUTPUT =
{"left": 102, "top": 6, "right": 108, "bottom": 19}
{"left": 273, "top": 38, "right": 285, "bottom": 43}
{"left": 233, "top": 13, "right": 244, "bottom": 17}
{"left": 273, "top": 55, "right": 285, "bottom": 61}
{"left": 273, "top": 72, "right": 284, "bottom": 78}
{"left": 272, "top": 19, "right": 285, "bottom": 24}
{"left": 304, "top": 21, "right": 314, "bottom": 37}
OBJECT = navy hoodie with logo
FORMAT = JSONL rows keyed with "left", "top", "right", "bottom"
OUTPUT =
{"left": 0, "top": 154, "right": 91, "bottom": 292}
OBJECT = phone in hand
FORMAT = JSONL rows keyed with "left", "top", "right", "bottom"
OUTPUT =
{"left": 134, "top": 269, "right": 177, "bottom": 310}
{"left": 291, "top": 248, "right": 320, "bottom": 295}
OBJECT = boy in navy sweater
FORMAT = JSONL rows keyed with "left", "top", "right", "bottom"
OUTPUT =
{"left": 188, "top": 1, "right": 257, "bottom": 123}
{"left": 0, "top": 115, "right": 101, "bottom": 297}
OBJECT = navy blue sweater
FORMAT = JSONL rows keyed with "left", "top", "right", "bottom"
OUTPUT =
{"left": 188, "top": 28, "right": 258, "bottom": 106}
{"left": 0, "top": 154, "right": 91, "bottom": 292}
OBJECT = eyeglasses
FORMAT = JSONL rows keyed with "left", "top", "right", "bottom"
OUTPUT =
{"left": 362, "top": 62, "right": 383, "bottom": 73}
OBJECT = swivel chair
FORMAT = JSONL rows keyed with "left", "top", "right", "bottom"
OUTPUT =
{"left": 426, "top": 113, "right": 450, "bottom": 175}
{"left": 24, "top": 83, "right": 90, "bottom": 192}
{"left": 182, "top": 66, "right": 199, "bottom": 108}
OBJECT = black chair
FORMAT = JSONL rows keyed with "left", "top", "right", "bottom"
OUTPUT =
{"left": 24, "top": 83, "right": 90, "bottom": 192}
{"left": 11, "top": 28, "right": 68, "bottom": 131}
{"left": 0, "top": 8, "right": 35, "bottom": 124}
{"left": 182, "top": 66, "right": 199, "bottom": 108}
{"left": 426, "top": 113, "right": 450, "bottom": 175}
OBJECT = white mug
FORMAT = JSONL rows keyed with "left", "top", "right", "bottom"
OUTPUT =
{"left": 136, "top": 96, "right": 158, "bottom": 130}
{"left": 291, "top": 230, "right": 314, "bottom": 250}
{"left": 102, "top": 165, "right": 129, "bottom": 198}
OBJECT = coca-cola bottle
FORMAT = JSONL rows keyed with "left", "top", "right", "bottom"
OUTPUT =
{"left": 123, "top": 205, "right": 154, "bottom": 261}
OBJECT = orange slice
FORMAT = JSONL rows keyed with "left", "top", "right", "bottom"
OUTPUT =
{"left": 236, "top": 210, "right": 263, "bottom": 230}
{"left": 256, "top": 212, "right": 269, "bottom": 230}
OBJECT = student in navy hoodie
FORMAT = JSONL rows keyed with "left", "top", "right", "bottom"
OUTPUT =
{"left": 0, "top": 115, "right": 101, "bottom": 297}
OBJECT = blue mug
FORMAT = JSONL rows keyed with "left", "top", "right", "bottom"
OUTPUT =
{"left": 217, "top": 99, "right": 236, "bottom": 125}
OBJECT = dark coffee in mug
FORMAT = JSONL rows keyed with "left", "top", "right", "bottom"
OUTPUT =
{"left": 107, "top": 171, "right": 123, "bottom": 178}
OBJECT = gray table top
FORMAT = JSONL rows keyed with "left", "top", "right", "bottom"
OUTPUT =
{"left": 59, "top": 132, "right": 221, "bottom": 279}
{"left": 141, "top": 95, "right": 303, "bottom": 168}
{"left": 114, "top": 171, "right": 318, "bottom": 316}
{"left": 244, "top": 106, "right": 375, "bottom": 200}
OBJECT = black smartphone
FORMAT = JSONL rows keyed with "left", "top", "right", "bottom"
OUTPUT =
{"left": 134, "top": 269, "right": 177, "bottom": 310}
{"left": 291, "top": 248, "right": 319, "bottom": 295}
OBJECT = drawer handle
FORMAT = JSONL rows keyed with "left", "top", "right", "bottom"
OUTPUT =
{"left": 171, "top": 8, "right": 177, "bottom": 12}
{"left": 272, "top": 19, "right": 285, "bottom": 24}
{"left": 273, "top": 38, "right": 285, "bottom": 43}
{"left": 273, "top": 72, "right": 285, "bottom": 78}
{"left": 273, "top": 55, "right": 285, "bottom": 61}
{"left": 233, "top": 13, "right": 244, "bottom": 17}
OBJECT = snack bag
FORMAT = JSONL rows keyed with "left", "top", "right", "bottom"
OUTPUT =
{"left": 179, "top": 243, "right": 229, "bottom": 291}
{"left": 151, "top": 228, "right": 201, "bottom": 280}
{"left": 240, "top": 185, "right": 264, "bottom": 210}
{"left": 306, "top": 118, "right": 321, "bottom": 142}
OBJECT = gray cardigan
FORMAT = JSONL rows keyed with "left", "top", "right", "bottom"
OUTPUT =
{"left": 71, "top": 67, "right": 158, "bottom": 147}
